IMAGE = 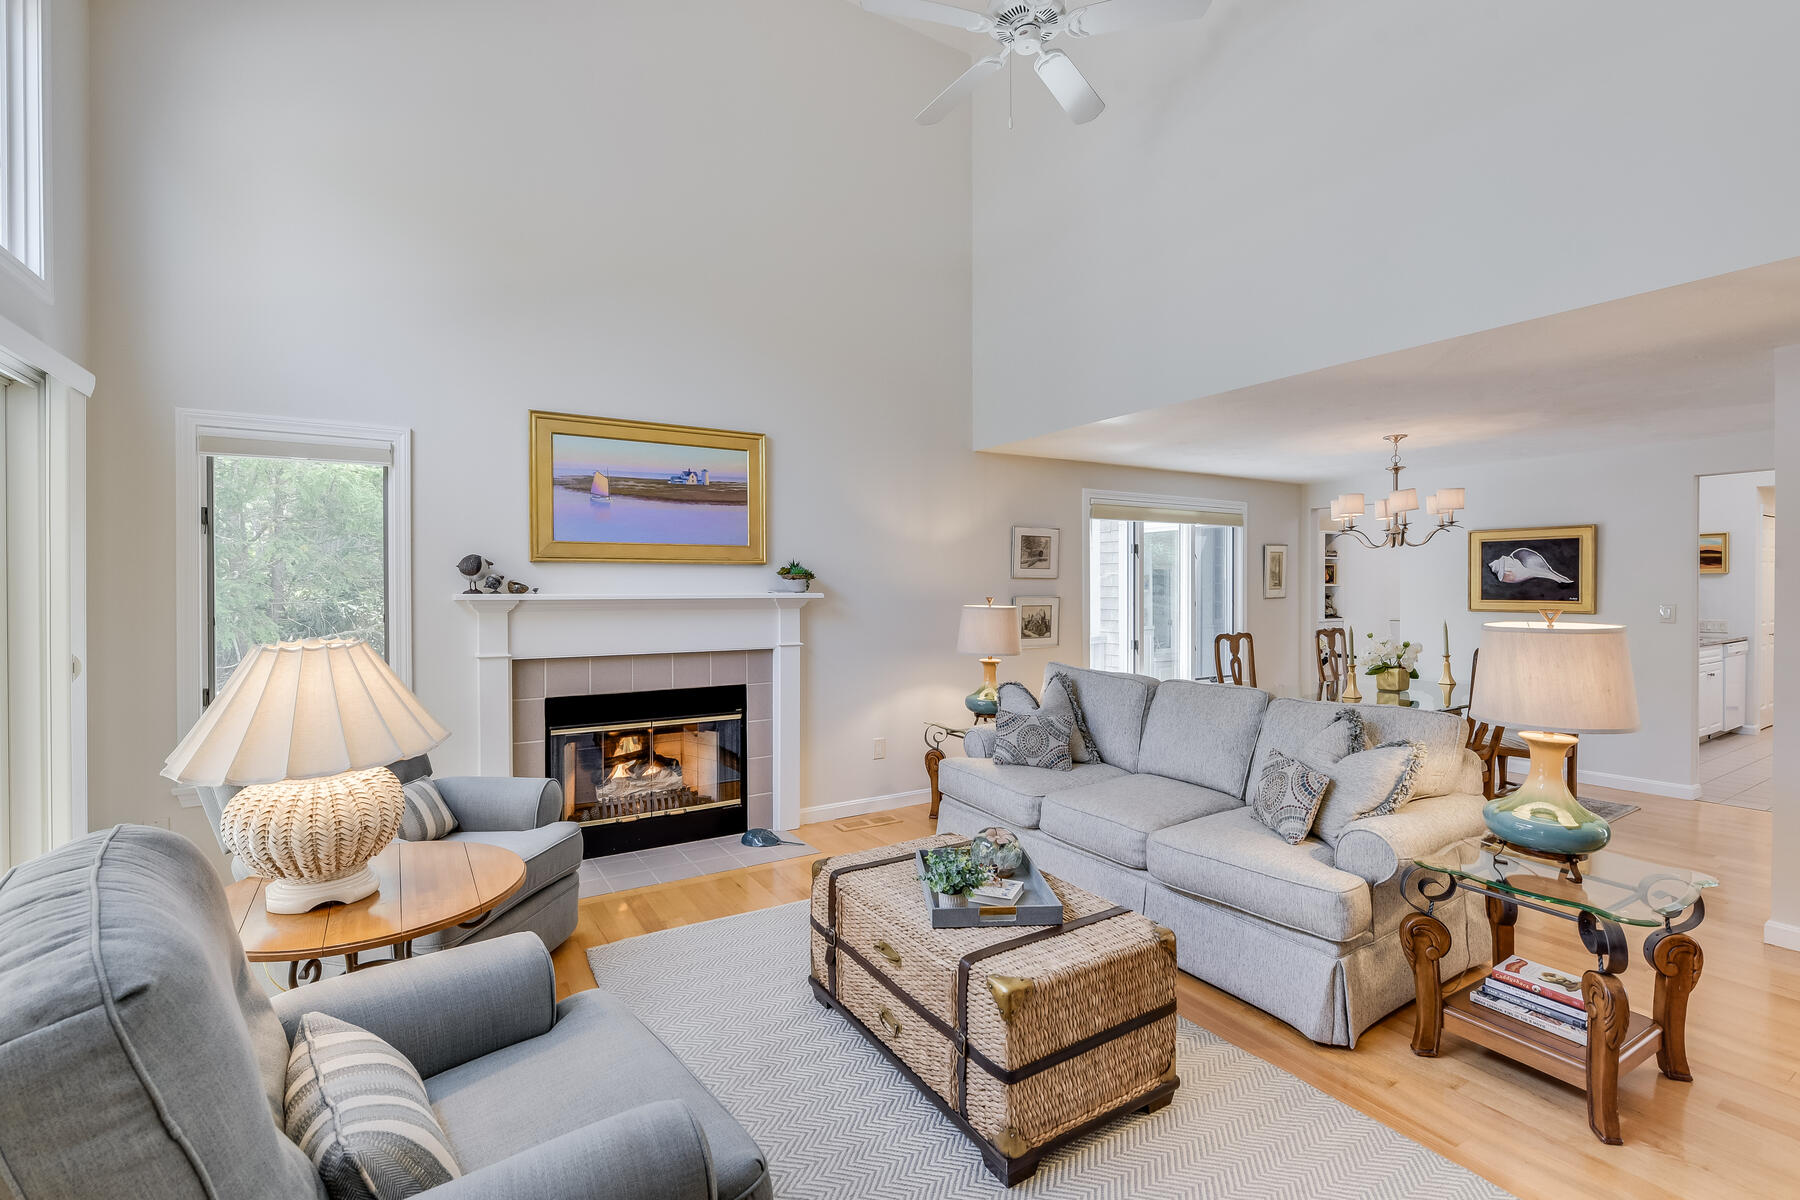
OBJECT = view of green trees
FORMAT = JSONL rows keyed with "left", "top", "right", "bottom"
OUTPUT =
{"left": 210, "top": 455, "right": 387, "bottom": 692}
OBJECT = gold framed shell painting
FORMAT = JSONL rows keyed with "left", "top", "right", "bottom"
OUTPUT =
{"left": 1468, "top": 525, "right": 1596, "bottom": 614}
{"left": 529, "top": 412, "right": 767, "bottom": 563}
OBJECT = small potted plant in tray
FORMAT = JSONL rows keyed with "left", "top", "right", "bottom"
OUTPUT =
{"left": 919, "top": 845, "right": 989, "bottom": 907}
{"left": 774, "top": 560, "right": 816, "bottom": 592}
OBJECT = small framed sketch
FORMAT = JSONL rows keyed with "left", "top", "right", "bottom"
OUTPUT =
{"left": 1012, "top": 526, "right": 1059, "bottom": 580}
{"left": 1699, "top": 532, "right": 1730, "bottom": 574}
{"left": 1262, "top": 544, "right": 1288, "bottom": 599}
{"left": 1014, "top": 596, "right": 1060, "bottom": 648}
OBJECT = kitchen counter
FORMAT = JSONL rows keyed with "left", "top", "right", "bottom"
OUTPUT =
{"left": 1699, "top": 633, "right": 1749, "bottom": 647}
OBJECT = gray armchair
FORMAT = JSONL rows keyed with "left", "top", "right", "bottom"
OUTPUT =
{"left": 0, "top": 826, "right": 772, "bottom": 1200}
{"left": 196, "top": 754, "right": 581, "bottom": 953}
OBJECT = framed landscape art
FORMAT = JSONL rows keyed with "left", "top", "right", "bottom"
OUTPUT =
{"left": 1468, "top": 525, "right": 1596, "bottom": 614}
{"left": 529, "top": 412, "right": 766, "bottom": 563}
{"left": 1699, "top": 532, "right": 1730, "bottom": 574}
{"left": 1014, "top": 596, "right": 1060, "bottom": 648}
{"left": 1011, "top": 526, "right": 1060, "bottom": 580}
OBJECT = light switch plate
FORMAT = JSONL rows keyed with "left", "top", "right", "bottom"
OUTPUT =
{"left": 1658, "top": 604, "right": 1676, "bottom": 623}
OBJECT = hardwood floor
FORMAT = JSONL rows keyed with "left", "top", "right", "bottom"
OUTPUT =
{"left": 551, "top": 789, "right": 1798, "bottom": 1199}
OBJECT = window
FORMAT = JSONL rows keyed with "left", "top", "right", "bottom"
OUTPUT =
{"left": 0, "top": 0, "right": 43, "bottom": 277}
{"left": 176, "top": 413, "right": 411, "bottom": 724}
{"left": 1085, "top": 492, "right": 1244, "bottom": 681}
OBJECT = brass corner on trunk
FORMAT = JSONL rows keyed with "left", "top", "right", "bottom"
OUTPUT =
{"left": 1152, "top": 923, "right": 1177, "bottom": 959}
{"left": 987, "top": 975, "right": 1035, "bottom": 1021}
{"left": 811, "top": 857, "right": 828, "bottom": 881}
{"left": 992, "top": 1126, "right": 1032, "bottom": 1159}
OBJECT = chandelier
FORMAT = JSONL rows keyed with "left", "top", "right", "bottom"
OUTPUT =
{"left": 1329, "top": 434, "right": 1465, "bottom": 549}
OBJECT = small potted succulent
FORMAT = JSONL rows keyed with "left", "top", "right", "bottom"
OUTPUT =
{"left": 970, "top": 827, "right": 1025, "bottom": 878}
{"left": 774, "top": 560, "right": 816, "bottom": 592}
{"left": 919, "top": 845, "right": 990, "bottom": 907}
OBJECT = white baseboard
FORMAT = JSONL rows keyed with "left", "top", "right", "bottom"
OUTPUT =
{"left": 1502, "top": 761, "right": 1700, "bottom": 801}
{"left": 1764, "top": 919, "right": 1800, "bottom": 953}
{"left": 798, "top": 788, "right": 928, "bottom": 827}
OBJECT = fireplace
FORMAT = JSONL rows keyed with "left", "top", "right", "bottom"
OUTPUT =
{"left": 546, "top": 684, "right": 748, "bottom": 857}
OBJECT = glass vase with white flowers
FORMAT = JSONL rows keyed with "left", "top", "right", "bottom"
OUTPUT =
{"left": 1362, "top": 634, "right": 1422, "bottom": 693}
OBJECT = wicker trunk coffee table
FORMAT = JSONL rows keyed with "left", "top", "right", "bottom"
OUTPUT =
{"left": 809, "top": 835, "right": 1179, "bottom": 1186}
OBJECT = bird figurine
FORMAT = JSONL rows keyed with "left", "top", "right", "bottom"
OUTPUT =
{"left": 478, "top": 572, "right": 507, "bottom": 594}
{"left": 457, "top": 555, "right": 492, "bottom": 594}
{"left": 1488, "top": 547, "right": 1572, "bottom": 585}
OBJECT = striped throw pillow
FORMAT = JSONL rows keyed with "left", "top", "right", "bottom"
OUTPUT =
{"left": 400, "top": 778, "right": 457, "bottom": 841}
{"left": 285, "top": 1013, "right": 462, "bottom": 1199}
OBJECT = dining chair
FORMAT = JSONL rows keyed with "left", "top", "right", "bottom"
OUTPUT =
{"left": 1213, "top": 632, "right": 1257, "bottom": 688}
{"left": 1315, "top": 627, "right": 1349, "bottom": 701}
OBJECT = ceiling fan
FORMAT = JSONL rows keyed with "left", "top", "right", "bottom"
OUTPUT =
{"left": 861, "top": 0, "right": 1213, "bottom": 125}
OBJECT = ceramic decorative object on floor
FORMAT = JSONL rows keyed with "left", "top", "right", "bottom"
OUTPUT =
{"left": 588, "top": 903, "right": 1510, "bottom": 1200}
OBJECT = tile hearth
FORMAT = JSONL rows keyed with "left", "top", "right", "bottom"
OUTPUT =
{"left": 577, "top": 832, "right": 814, "bottom": 897}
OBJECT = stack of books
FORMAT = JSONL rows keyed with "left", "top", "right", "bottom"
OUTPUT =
{"left": 969, "top": 876, "right": 1026, "bottom": 904}
{"left": 1469, "top": 955, "right": 1590, "bottom": 1045}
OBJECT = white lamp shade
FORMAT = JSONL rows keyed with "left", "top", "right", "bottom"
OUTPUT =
{"left": 1437, "top": 487, "right": 1465, "bottom": 512}
{"left": 1373, "top": 498, "right": 1391, "bottom": 520}
{"left": 957, "top": 603, "right": 1021, "bottom": 657}
{"left": 1471, "top": 621, "right": 1641, "bottom": 734}
{"left": 1388, "top": 488, "right": 1419, "bottom": 514}
{"left": 1425, "top": 494, "right": 1441, "bottom": 515}
{"left": 1338, "top": 493, "right": 1365, "bottom": 517}
{"left": 1329, "top": 498, "right": 1343, "bottom": 520}
{"left": 162, "top": 638, "right": 450, "bottom": 786}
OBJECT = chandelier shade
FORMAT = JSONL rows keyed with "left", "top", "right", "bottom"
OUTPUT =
{"left": 1330, "top": 435, "right": 1466, "bottom": 550}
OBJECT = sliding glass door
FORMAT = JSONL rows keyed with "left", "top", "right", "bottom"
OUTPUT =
{"left": 1087, "top": 497, "right": 1243, "bottom": 681}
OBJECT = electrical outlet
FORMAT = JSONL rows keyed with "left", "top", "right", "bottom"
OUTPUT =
{"left": 873, "top": 737, "right": 886, "bottom": 760}
{"left": 1658, "top": 604, "right": 1677, "bottom": 624}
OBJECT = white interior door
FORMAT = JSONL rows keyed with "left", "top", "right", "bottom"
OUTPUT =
{"left": 1758, "top": 511, "right": 1776, "bottom": 729}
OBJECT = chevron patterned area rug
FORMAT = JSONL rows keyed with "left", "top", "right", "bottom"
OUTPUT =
{"left": 588, "top": 903, "right": 1512, "bottom": 1199}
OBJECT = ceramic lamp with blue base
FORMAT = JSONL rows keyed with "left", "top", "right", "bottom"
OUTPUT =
{"left": 1472, "top": 616, "right": 1640, "bottom": 857}
{"left": 957, "top": 598, "right": 1020, "bottom": 718}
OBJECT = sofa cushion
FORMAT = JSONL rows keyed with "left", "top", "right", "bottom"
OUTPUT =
{"left": 991, "top": 707, "right": 1074, "bottom": 770}
{"left": 444, "top": 822, "right": 582, "bottom": 900}
{"left": 1045, "top": 662, "right": 1160, "bottom": 771}
{"left": 1312, "top": 741, "right": 1428, "bottom": 848}
{"left": 426, "top": 988, "right": 768, "bottom": 1200}
{"left": 936, "top": 758, "right": 1127, "bottom": 829}
{"left": 1247, "top": 698, "right": 1360, "bottom": 797}
{"left": 285, "top": 1012, "right": 462, "bottom": 1198}
{"left": 1135, "top": 680, "right": 1271, "bottom": 796}
{"left": 999, "top": 677, "right": 1099, "bottom": 762}
{"left": 1039, "top": 773, "right": 1240, "bottom": 870}
{"left": 1355, "top": 707, "right": 1470, "bottom": 800}
{"left": 1146, "top": 808, "right": 1372, "bottom": 943}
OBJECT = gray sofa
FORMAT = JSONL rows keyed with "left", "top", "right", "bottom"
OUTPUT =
{"left": 935, "top": 663, "right": 1493, "bottom": 1047}
{"left": 197, "top": 753, "right": 580, "bottom": 953}
{"left": 0, "top": 825, "right": 772, "bottom": 1200}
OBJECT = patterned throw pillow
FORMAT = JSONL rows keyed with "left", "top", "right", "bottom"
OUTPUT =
{"left": 998, "top": 676, "right": 1100, "bottom": 763}
{"left": 1311, "top": 740, "right": 1428, "bottom": 848}
{"left": 991, "top": 708, "right": 1075, "bottom": 770}
{"left": 285, "top": 1013, "right": 462, "bottom": 1199}
{"left": 1252, "top": 749, "right": 1332, "bottom": 845}
{"left": 400, "top": 778, "right": 457, "bottom": 841}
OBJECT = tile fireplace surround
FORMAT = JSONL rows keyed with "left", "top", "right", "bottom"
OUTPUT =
{"left": 456, "top": 593, "right": 820, "bottom": 830}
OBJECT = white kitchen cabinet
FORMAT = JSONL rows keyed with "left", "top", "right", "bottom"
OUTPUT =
{"left": 1723, "top": 642, "right": 1748, "bottom": 734}
{"left": 1698, "top": 646, "right": 1724, "bottom": 739}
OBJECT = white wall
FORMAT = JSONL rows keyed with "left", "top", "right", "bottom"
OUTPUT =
{"left": 1768, "top": 347, "right": 1800, "bottom": 949}
{"left": 1306, "top": 433, "right": 1771, "bottom": 796}
{"left": 86, "top": 0, "right": 1305, "bottom": 850}
{"left": 971, "top": 0, "right": 1800, "bottom": 448}
{"left": 0, "top": 0, "right": 86, "bottom": 365}
{"left": 1699, "top": 470, "right": 1775, "bottom": 731}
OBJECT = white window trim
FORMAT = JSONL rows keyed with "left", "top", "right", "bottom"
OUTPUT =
{"left": 173, "top": 410, "right": 412, "bottom": 802}
{"left": 1081, "top": 488, "right": 1249, "bottom": 675}
{"left": 0, "top": 0, "right": 48, "bottom": 291}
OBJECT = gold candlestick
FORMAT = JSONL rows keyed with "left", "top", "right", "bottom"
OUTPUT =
{"left": 1340, "top": 624, "right": 1363, "bottom": 703}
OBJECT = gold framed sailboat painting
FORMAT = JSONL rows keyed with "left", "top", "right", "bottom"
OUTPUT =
{"left": 529, "top": 412, "right": 766, "bottom": 563}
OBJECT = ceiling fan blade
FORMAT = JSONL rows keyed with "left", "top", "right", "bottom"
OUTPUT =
{"left": 1033, "top": 50, "right": 1105, "bottom": 124}
{"left": 1064, "top": 0, "right": 1213, "bottom": 37}
{"left": 916, "top": 52, "right": 1009, "bottom": 124}
{"left": 860, "top": 0, "right": 995, "bottom": 33}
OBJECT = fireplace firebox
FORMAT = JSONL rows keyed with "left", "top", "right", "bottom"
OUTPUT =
{"left": 545, "top": 684, "right": 747, "bottom": 858}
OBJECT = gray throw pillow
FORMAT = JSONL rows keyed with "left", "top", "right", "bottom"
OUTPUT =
{"left": 1300, "top": 709, "right": 1367, "bottom": 768}
{"left": 1251, "top": 749, "right": 1331, "bottom": 845}
{"left": 998, "top": 676, "right": 1099, "bottom": 763}
{"left": 400, "top": 778, "right": 457, "bottom": 841}
{"left": 1312, "top": 740, "right": 1428, "bottom": 847}
{"left": 991, "top": 708, "right": 1074, "bottom": 770}
{"left": 285, "top": 1013, "right": 462, "bottom": 1199}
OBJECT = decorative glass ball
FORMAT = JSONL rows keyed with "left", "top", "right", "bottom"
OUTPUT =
{"left": 971, "top": 827, "right": 1025, "bottom": 877}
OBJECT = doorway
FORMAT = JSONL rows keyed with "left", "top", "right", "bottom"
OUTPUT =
{"left": 1696, "top": 470, "right": 1775, "bottom": 810}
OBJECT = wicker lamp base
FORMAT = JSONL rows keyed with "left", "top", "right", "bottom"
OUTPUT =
{"left": 219, "top": 765, "right": 405, "bottom": 914}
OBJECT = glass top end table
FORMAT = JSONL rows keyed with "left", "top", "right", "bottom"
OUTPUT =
{"left": 1400, "top": 840, "right": 1712, "bottom": 1145}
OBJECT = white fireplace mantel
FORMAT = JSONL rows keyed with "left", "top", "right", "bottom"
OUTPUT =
{"left": 457, "top": 591, "right": 821, "bottom": 829}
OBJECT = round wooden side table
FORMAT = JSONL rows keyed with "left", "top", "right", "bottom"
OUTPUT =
{"left": 225, "top": 839, "right": 527, "bottom": 989}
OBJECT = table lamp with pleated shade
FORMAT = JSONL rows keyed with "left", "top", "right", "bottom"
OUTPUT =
{"left": 1472, "top": 619, "right": 1639, "bottom": 854}
{"left": 162, "top": 637, "right": 449, "bottom": 913}
{"left": 957, "top": 598, "right": 1021, "bottom": 717}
